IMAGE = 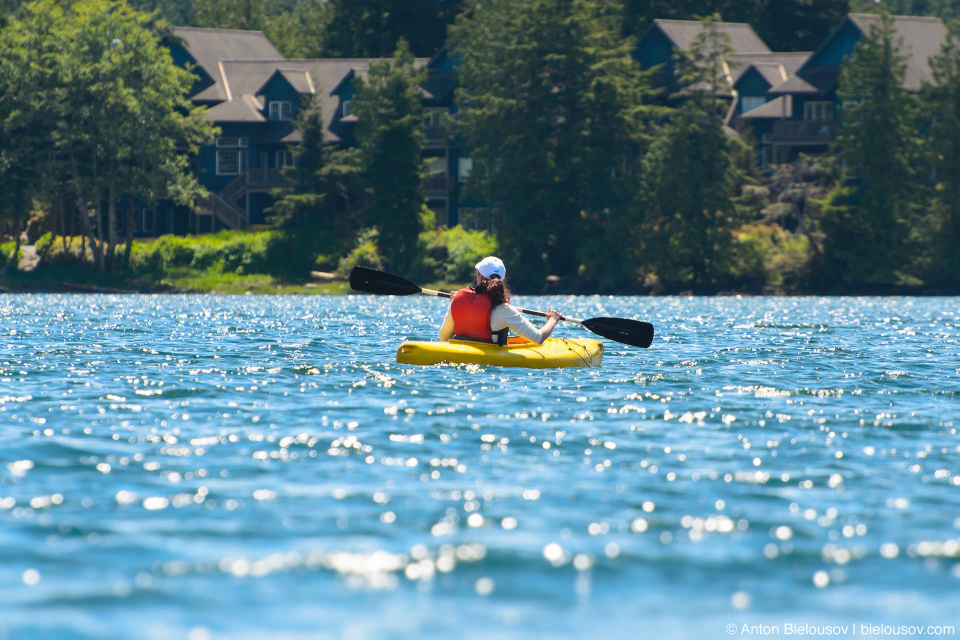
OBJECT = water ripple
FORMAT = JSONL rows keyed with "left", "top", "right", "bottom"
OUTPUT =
{"left": 1, "top": 294, "right": 959, "bottom": 639}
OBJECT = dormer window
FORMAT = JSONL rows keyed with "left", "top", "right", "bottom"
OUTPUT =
{"left": 342, "top": 100, "right": 352, "bottom": 118}
{"left": 268, "top": 101, "right": 292, "bottom": 121}
{"left": 740, "top": 96, "right": 765, "bottom": 113}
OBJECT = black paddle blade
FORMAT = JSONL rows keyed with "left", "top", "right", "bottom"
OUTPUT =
{"left": 582, "top": 317, "right": 655, "bottom": 349}
{"left": 349, "top": 266, "right": 422, "bottom": 296}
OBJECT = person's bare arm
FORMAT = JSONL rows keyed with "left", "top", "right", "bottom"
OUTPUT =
{"left": 538, "top": 308, "right": 562, "bottom": 341}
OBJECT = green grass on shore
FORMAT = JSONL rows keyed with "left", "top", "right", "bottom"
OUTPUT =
{"left": 2, "top": 228, "right": 478, "bottom": 295}
{"left": 0, "top": 262, "right": 353, "bottom": 295}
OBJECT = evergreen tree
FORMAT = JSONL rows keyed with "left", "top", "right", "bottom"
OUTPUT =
{"left": 450, "top": 0, "right": 652, "bottom": 289}
{"left": 819, "top": 9, "right": 918, "bottom": 287}
{"left": 923, "top": 24, "right": 960, "bottom": 287}
{"left": 265, "top": 95, "right": 359, "bottom": 231}
{"left": 848, "top": 0, "right": 958, "bottom": 24}
{"left": 637, "top": 15, "right": 742, "bottom": 291}
{"left": 674, "top": 13, "right": 736, "bottom": 116}
{"left": 354, "top": 39, "right": 427, "bottom": 274}
{"left": 622, "top": 0, "right": 849, "bottom": 54}
{"left": 639, "top": 103, "right": 738, "bottom": 290}
{"left": 262, "top": 0, "right": 330, "bottom": 59}
{"left": 191, "top": 0, "right": 267, "bottom": 31}
{"left": 758, "top": 0, "right": 849, "bottom": 52}
{"left": 622, "top": 0, "right": 760, "bottom": 40}
{"left": 323, "top": 0, "right": 461, "bottom": 58}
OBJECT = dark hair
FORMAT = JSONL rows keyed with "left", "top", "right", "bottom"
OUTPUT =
{"left": 474, "top": 275, "right": 510, "bottom": 307}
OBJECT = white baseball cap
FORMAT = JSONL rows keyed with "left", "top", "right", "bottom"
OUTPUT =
{"left": 475, "top": 256, "right": 506, "bottom": 280}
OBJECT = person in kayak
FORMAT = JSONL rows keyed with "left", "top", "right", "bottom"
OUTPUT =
{"left": 439, "top": 256, "right": 562, "bottom": 345}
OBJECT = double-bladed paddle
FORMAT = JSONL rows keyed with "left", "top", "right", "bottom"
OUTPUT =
{"left": 349, "top": 265, "right": 655, "bottom": 349}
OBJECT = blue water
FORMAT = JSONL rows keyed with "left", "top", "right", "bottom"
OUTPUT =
{"left": 1, "top": 294, "right": 959, "bottom": 640}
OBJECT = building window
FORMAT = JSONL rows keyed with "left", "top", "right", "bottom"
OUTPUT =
{"left": 427, "top": 157, "right": 446, "bottom": 175}
{"left": 459, "top": 207, "right": 473, "bottom": 228}
{"left": 804, "top": 101, "right": 833, "bottom": 121}
{"left": 740, "top": 96, "right": 765, "bottom": 113}
{"left": 424, "top": 108, "right": 443, "bottom": 127}
{"left": 216, "top": 150, "right": 246, "bottom": 175}
{"left": 427, "top": 201, "right": 447, "bottom": 227}
{"left": 216, "top": 137, "right": 247, "bottom": 149}
{"left": 458, "top": 157, "right": 474, "bottom": 181}
{"left": 268, "top": 101, "right": 292, "bottom": 121}
{"left": 342, "top": 100, "right": 352, "bottom": 118}
{"left": 276, "top": 150, "right": 294, "bottom": 168}
{"left": 473, "top": 208, "right": 489, "bottom": 232}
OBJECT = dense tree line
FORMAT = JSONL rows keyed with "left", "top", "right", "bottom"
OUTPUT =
{"left": 0, "top": 0, "right": 213, "bottom": 274}
{"left": 4, "top": 0, "right": 960, "bottom": 292}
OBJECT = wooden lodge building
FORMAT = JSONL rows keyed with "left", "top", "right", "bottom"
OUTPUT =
{"left": 151, "top": 14, "right": 948, "bottom": 236}
{"left": 634, "top": 15, "right": 948, "bottom": 166}
{"left": 155, "top": 27, "right": 465, "bottom": 235}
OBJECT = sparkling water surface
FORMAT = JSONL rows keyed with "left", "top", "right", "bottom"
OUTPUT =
{"left": 1, "top": 294, "right": 959, "bottom": 640}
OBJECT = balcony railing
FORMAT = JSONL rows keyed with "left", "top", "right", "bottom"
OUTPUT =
{"left": 221, "top": 167, "right": 288, "bottom": 202}
{"left": 424, "top": 173, "right": 448, "bottom": 193}
{"left": 424, "top": 125, "right": 445, "bottom": 140}
{"left": 770, "top": 120, "right": 838, "bottom": 144}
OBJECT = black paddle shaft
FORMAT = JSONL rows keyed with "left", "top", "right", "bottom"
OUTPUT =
{"left": 348, "top": 266, "right": 655, "bottom": 348}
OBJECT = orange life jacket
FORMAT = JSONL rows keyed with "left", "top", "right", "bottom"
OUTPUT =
{"left": 451, "top": 287, "right": 494, "bottom": 342}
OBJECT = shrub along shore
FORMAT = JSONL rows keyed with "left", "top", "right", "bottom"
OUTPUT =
{"left": 0, "top": 225, "right": 497, "bottom": 295}
{"left": 1, "top": 223, "right": 956, "bottom": 296}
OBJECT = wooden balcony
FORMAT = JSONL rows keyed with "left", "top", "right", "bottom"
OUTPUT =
{"left": 424, "top": 173, "right": 448, "bottom": 195}
{"left": 423, "top": 124, "right": 449, "bottom": 148}
{"left": 770, "top": 120, "right": 838, "bottom": 144}
{"left": 221, "top": 168, "right": 288, "bottom": 201}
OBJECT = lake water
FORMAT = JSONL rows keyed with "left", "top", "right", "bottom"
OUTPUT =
{"left": 1, "top": 294, "right": 959, "bottom": 640}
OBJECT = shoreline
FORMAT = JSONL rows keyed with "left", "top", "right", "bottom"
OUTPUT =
{"left": 2, "top": 273, "right": 958, "bottom": 297}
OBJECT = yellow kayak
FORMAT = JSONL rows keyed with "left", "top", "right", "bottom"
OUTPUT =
{"left": 396, "top": 336, "right": 603, "bottom": 368}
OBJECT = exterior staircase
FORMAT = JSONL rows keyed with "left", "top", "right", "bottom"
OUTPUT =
{"left": 195, "top": 168, "right": 289, "bottom": 231}
{"left": 197, "top": 192, "right": 248, "bottom": 230}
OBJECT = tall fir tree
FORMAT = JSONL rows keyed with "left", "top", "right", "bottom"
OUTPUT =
{"left": 323, "top": 0, "right": 461, "bottom": 58}
{"left": 923, "top": 23, "right": 960, "bottom": 287}
{"left": 819, "top": 9, "right": 919, "bottom": 287}
{"left": 262, "top": 0, "right": 331, "bottom": 59}
{"left": 191, "top": 0, "right": 267, "bottom": 31}
{"left": 638, "top": 17, "right": 741, "bottom": 291}
{"left": 758, "top": 0, "right": 849, "bottom": 52}
{"left": 450, "top": 0, "right": 652, "bottom": 289}
{"left": 354, "top": 39, "right": 427, "bottom": 274}
{"left": 266, "top": 95, "right": 359, "bottom": 231}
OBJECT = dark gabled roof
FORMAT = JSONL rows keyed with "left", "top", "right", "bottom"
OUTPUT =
{"left": 769, "top": 73, "right": 820, "bottom": 94}
{"left": 215, "top": 59, "right": 374, "bottom": 141}
{"left": 774, "top": 13, "right": 948, "bottom": 95}
{"left": 728, "top": 52, "right": 811, "bottom": 86}
{"left": 651, "top": 19, "right": 772, "bottom": 55}
{"left": 204, "top": 94, "right": 266, "bottom": 122}
{"left": 847, "top": 13, "right": 947, "bottom": 90}
{"left": 170, "top": 27, "right": 282, "bottom": 101}
{"left": 272, "top": 68, "right": 315, "bottom": 95}
{"left": 420, "top": 74, "right": 456, "bottom": 102}
{"left": 255, "top": 121, "right": 300, "bottom": 145}
{"left": 219, "top": 59, "right": 373, "bottom": 99}
{"left": 739, "top": 96, "right": 790, "bottom": 119}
